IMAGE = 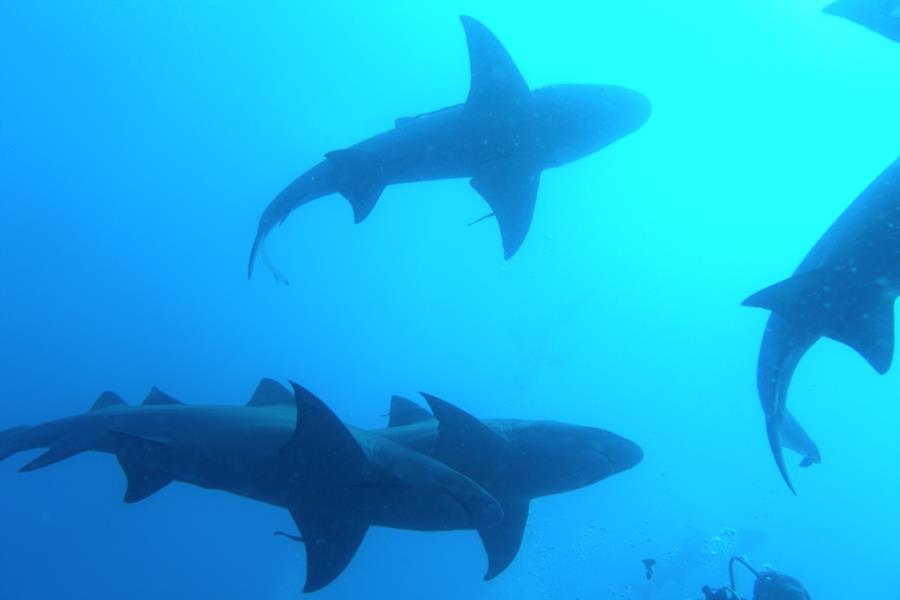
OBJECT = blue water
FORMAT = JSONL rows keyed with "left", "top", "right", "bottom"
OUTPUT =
{"left": 1, "top": 1, "right": 899, "bottom": 598}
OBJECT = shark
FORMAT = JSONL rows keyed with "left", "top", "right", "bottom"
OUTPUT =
{"left": 0, "top": 379, "right": 643, "bottom": 590}
{"left": 743, "top": 156, "right": 900, "bottom": 492}
{"left": 247, "top": 16, "right": 651, "bottom": 280}
{"left": 825, "top": 0, "right": 900, "bottom": 44}
{"left": 0, "top": 380, "right": 503, "bottom": 592}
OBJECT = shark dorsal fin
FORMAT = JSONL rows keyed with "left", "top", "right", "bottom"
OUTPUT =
{"left": 460, "top": 16, "right": 529, "bottom": 114}
{"left": 388, "top": 396, "right": 433, "bottom": 427}
{"left": 419, "top": 392, "right": 509, "bottom": 478}
{"left": 142, "top": 387, "right": 183, "bottom": 406}
{"left": 282, "top": 382, "right": 370, "bottom": 481}
{"left": 90, "top": 391, "right": 126, "bottom": 412}
{"left": 743, "top": 266, "right": 895, "bottom": 374}
{"left": 246, "top": 378, "right": 293, "bottom": 407}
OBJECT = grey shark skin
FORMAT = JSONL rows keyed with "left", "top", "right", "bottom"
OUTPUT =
{"left": 374, "top": 393, "right": 644, "bottom": 578}
{"left": 825, "top": 0, "right": 900, "bottom": 44}
{"left": 743, "top": 156, "right": 900, "bottom": 492}
{"left": 248, "top": 16, "right": 650, "bottom": 278}
{"left": 0, "top": 381, "right": 504, "bottom": 593}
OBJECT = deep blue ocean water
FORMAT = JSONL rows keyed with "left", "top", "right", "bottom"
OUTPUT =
{"left": 1, "top": 1, "right": 899, "bottom": 598}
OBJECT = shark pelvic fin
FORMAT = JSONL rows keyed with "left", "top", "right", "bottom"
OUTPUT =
{"left": 289, "top": 508, "right": 369, "bottom": 593}
{"left": 112, "top": 431, "right": 174, "bottom": 503}
{"left": 142, "top": 387, "right": 184, "bottom": 407}
{"left": 247, "top": 378, "right": 294, "bottom": 408}
{"left": 387, "top": 396, "right": 433, "bottom": 427}
{"left": 744, "top": 266, "right": 896, "bottom": 374}
{"left": 460, "top": 16, "right": 529, "bottom": 115}
{"left": 324, "top": 149, "right": 385, "bottom": 224}
{"left": 90, "top": 391, "right": 126, "bottom": 412}
{"left": 479, "top": 500, "right": 529, "bottom": 580}
{"left": 470, "top": 165, "right": 541, "bottom": 259}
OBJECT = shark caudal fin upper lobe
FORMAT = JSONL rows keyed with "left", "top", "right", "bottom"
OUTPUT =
{"left": 0, "top": 426, "right": 32, "bottom": 464}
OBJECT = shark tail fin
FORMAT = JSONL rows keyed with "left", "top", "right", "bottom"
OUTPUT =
{"left": 766, "top": 415, "right": 797, "bottom": 495}
{"left": 0, "top": 426, "right": 32, "bottom": 463}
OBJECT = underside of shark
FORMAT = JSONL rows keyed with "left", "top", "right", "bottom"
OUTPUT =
{"left": 743, "top": 156, "right": 900, "bottom": 492}
{"left": 0, "top": 379, "right": 642, "bottom": 591}
{"left": 247, "top": 16, "right": 650, "bottom": 281}
{"left": 825, "top": 0, "right": 900, "bottom": 43}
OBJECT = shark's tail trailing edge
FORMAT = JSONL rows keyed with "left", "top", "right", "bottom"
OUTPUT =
{"left": 766, "top": 415, "right": 797, "bottom": 495}
{"left": 0, "top": 426, "right": 31, "bottom": 463}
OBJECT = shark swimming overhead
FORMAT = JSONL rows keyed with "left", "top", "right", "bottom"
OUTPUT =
{"left": 0, "top": 379, "right": 643, "bottom": 591}
{"left": 248, "top": 16, "right": 651, "bottom": 280}
{"left": 743, "top": 156, "right": 900, "bottom": 492}
{"left": 824, "top": 0, "right": 900, "bottom": 44}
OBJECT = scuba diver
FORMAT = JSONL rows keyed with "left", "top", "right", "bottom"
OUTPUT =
{"left": 699, "top": 556, "right": 811, "bottom": 600}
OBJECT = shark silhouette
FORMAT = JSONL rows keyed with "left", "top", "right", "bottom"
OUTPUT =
{"left": 0, "top": 379, "right": 642, "bottom": 591}
{"left": 248, "top": 16, "right": 650, "bottom": 279}
{"left": 825, "top": 0, "right": 900, "bottom": 43}
{"left": 743, "top": 156, "right": 900, "bottom": 492}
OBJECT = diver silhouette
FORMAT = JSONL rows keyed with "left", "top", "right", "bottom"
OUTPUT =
{"left": 699, "top": 556, "right": 811, "bottom": 600}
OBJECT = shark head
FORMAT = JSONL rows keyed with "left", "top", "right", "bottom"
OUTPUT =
{"left": 531, "top": 84, "right": 651, "bottom": 167}
{"left": 503, "top": 421, "right": 643, "bottom": 496}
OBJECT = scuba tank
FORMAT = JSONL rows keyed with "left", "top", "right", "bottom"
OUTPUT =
{"left": 729, "top": 556, "right": 811, "bottom": 600}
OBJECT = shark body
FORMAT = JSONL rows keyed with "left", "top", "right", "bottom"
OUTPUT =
{"left": 0, "top": 379, "right": 642, "bottom": 591}
{"left": 248, "top": 16, "right": 650, "bottom": 278}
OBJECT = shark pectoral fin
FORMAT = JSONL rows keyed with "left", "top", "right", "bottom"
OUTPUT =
{"left": 289, "top": 508, "right": 369, "bottom": 593}
{"left": 111, "top": 431, "right": 174, "bottom": 503}
{"left": 420, "top": 392, "right": 509, "bottom": 480}
{"left": 479, "top": 500, "right": 529, "bottom": 580}
{"left": 387, "top": 396, "right": 433, "bottom": 427}
{"left": 281, "top": 382, "right": 371, "bottom": 482}
{"left": 142, "top": 387, "right": 184, "bottom": 406}
{"left": 90, "top": 391, "right": 126, "bottom": 412}
{"left": 470, "top": 166, "right": 541, "bottom": 259}
{"left": 246, "top": 378, "right": 294, "bottom": 408}
{"left": 324, "top": 149, "right": 385, "bottom": 224}
{"left": 744, "top": 267, "right": 896, "bottom": 374}
{"left": 460, "top": 16, "right": 530, "bottom": 115}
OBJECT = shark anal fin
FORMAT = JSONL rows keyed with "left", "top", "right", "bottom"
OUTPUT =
{"left": 91, "top": 391, "right": 126, "bottom": 412}
{"left": 387, "top": 396, "right": 433, "bottom": 427}
{"left": 142, "top": 387, "right": 183, "bottom": 406}
{"left": 470, "top": 166, "right": 541, "bottom": 259}
{"left": 420, "top": 392, "right": 509, "bottom": 484}
{"left": 282, "top": 382, "right": 371, "bottom": 485}
{"left": 324, "top": 149, "right": 385, "bottom": 223}
{"left": 744, "top": 266, "right": 896, "bottom": 374}
{"left": 112, "top": 431, "right": 174, "bottom": 503}
{"left": 479, "top": 500, "right": 529, "bottom": 580}
{"left": 247, "top": 378, "right": 294, "bottom": 408}
{"left": 289, "top": 508, "right": 368, "bottom": 593}
{"left": 460, "top": 16, "right": 530, "bottom": 115}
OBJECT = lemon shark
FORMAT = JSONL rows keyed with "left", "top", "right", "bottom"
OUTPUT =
{"left": 825, "top": 0, "right": 900, "bottom": 43}
{"left": 743, "top": 156, "right": 900, "bottom": 492}
{"left": 0, "top": 379, "right": 643, "bottom": 591}
{"left": 248, "top": 16, "right": 651, "bottom": 280}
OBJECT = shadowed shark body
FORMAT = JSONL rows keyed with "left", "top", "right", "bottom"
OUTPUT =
{"left": 0, "top": 379, "right": 642, "bottom": 590}
{"left": 743, "top": 156, "right": 900, "bottom": 492}
{"left": 248, "top": 16, "right": 650, "bottom": 279}
{"left": 825, "top": 0, "right": 900, "bottom": 43}
{"left": 0, "top": 381, "right": 503, "bottom": 592}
